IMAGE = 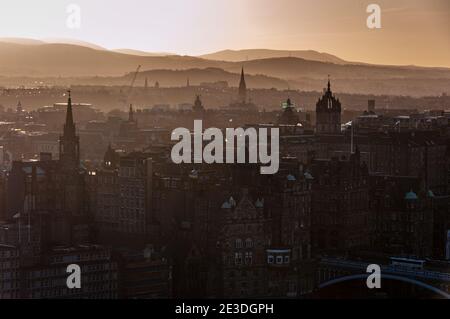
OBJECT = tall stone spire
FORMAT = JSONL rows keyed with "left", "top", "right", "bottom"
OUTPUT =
{"left": 64, "top": 90, "right": 75, "bottom": 137}
{"left": 60, "top": 90, "right": 80, "bottom": 168}
{"left": 238, "top": 67, "right": 247, "bottom": 102}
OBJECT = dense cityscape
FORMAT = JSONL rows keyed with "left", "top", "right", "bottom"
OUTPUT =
{"left": 0, "top": 0, "right": 449, "bottom": 303}
{"left": 0, "top": 68, "right": 449, "bottom": 299}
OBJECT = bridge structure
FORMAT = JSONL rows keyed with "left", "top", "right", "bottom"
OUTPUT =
{"left": 317, "top": 257, "right": 450, "bottom": 298}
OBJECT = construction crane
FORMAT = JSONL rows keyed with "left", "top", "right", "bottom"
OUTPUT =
{"left": 120, "top": 64, "right": 141, "bottom": 108}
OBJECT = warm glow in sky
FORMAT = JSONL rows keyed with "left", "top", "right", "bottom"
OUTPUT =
{"left": 0, "top": 0, "right": 449, "bottom": 67}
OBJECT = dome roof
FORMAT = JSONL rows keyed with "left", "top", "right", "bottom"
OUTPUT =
{"left": 304, "top": 172, "right": 314, "bottom": 180}
{"left": 255, "top": 198, "right": 264, "bottom": 208}
{"left": 287, "top": 174, "right": 296, "bottom": 181}
{"left": 221, "top": 201, "right": 232, "bottom": 209}
{"left": 405, "top": 191, "right": 418, "bottom": 200}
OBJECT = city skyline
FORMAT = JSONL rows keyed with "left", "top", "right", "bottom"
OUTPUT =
{"left": 0, "top": 0, "right": 449, "bottom": 303}
{"left": 0, "top": 0, "right": 449, "bottom": 67}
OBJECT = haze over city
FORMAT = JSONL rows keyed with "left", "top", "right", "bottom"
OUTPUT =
{"left": 0, "top": 0, "right": 450, "bottom": 305}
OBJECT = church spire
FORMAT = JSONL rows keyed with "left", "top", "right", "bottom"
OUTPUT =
{"left": 327, "top": 75, "right": 331, "bottom": 92}
{"left": 128, "top": 104, "right": 134, "bottom": 122}
{"left": 60, "top": 90, "right": 80, "bottom": 168}
{"left": 238, "top": 67, "right": 247, "bottom": 102}
{"left": 64, "top": 90, "right": 75, "bottom": 137}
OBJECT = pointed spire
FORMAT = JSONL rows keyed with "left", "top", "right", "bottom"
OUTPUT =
{"left": 66, "top": 90, "right": 73, "bottom": 124}
{"left": 64, "top": 90, "right": 75, "bottom": 136}
{"left": 128, "top": 104, "right": 134, "bottom": 122}
{"left": 327, "top": 75, "right": 331, "bottom": 92}
{"left": 238, "top": 67, "right": 247, "bottom": 102}
{"left": 240, "top": 67, "right": 246, "bottom": 86}
{"left": 60, "top": 90, "right": 80, "bottom": 167}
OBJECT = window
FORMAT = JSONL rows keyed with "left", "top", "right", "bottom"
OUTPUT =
{"left": 234, "top": 253, "right": 242, "bottom": 265}
{"left": 245, "top": 238, "right": 253, "bottom": 248}
{"left": 245, "top": 252, "right": 253, "bottom": 265}
{"left": 267, "top": 255, "right": 274, "bottom": 264}
{"left": 284, "top": 256, "right": 290, "bottom": 264}
{"left": 235, "top": 239, "right": 243, "bottom": 249}
{"left": 276, "top": 256, "right": 283, "bottom": 264}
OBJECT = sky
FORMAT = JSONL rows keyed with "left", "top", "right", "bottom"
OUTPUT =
{"left": 0, "top": 0, "right": 449, "bottom": 67}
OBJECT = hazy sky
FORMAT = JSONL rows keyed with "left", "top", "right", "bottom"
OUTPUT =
{"left": 0, "top": 0, "right": 449, "bottom": 67}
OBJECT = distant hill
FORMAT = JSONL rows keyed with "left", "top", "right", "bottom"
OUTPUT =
{"left": 112, "top": 49, "right": 174, "bottom": 57}
{"left": 0, "top": 41, "right": 449, "bottom": 96}
{"left": 199, "top": 49, "right": 347, "bottom": 64}
{"left": 0, "top": 37, "right": 45, "bottom": 45}
{"left": 43, "top": 38, "right": 106, "bottom": 50}
{"left": 234, "top": 57, "right": 450, "bottom": 80}
{"left": 0, "top": 42, "right": 225, "bottom": 77}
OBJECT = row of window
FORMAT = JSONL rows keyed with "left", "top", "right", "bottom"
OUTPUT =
{"left": 234, "top": 252, "right": 253, "bottom": 265}
{"left": 234, "top": 238, "right": 253, "bottom": 249}
{"left": 267, "top": 255, "right": 290, "bottom": 265}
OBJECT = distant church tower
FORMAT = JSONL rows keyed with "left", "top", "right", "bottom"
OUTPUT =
{"left": 128, "top": 104, "right": 135, "bottom": 122}
{"left": 238, "top": 67, "right": 247, "bottom": 103}
{"left": 315, "top": 77, "right": 341, "bottom": 134}
{"left": 193, "top": 95, "right": 205, "bottom": 114}
{"left": 59, "top": 90, "right": 80, "bottom": 168}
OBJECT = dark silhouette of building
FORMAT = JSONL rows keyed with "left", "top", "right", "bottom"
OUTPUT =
{"left": 316, "top": 78, "right": 341, "bottom": 134}
{"left": 278, "top": 98, "right": 300, "bottom": 125}
{"left": 192, "top": 95, "right": 205, "bottom": 116}
{"left": 369, "top": 175, "right": 434, "bottom": 257}
{"left": 59, "top": 91, "right": 80, "bottom": 169}
{"left": 310, "top": 148, "right": 370, "bottom": 254}
{"left": 119, "top": 104, "right": 139, "bottom": 138}
{"left": 6, "top": 92, "right": 91, "bottom": 246}
{"left": 368, "top": 99, "right": 376, "bottom": 113}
